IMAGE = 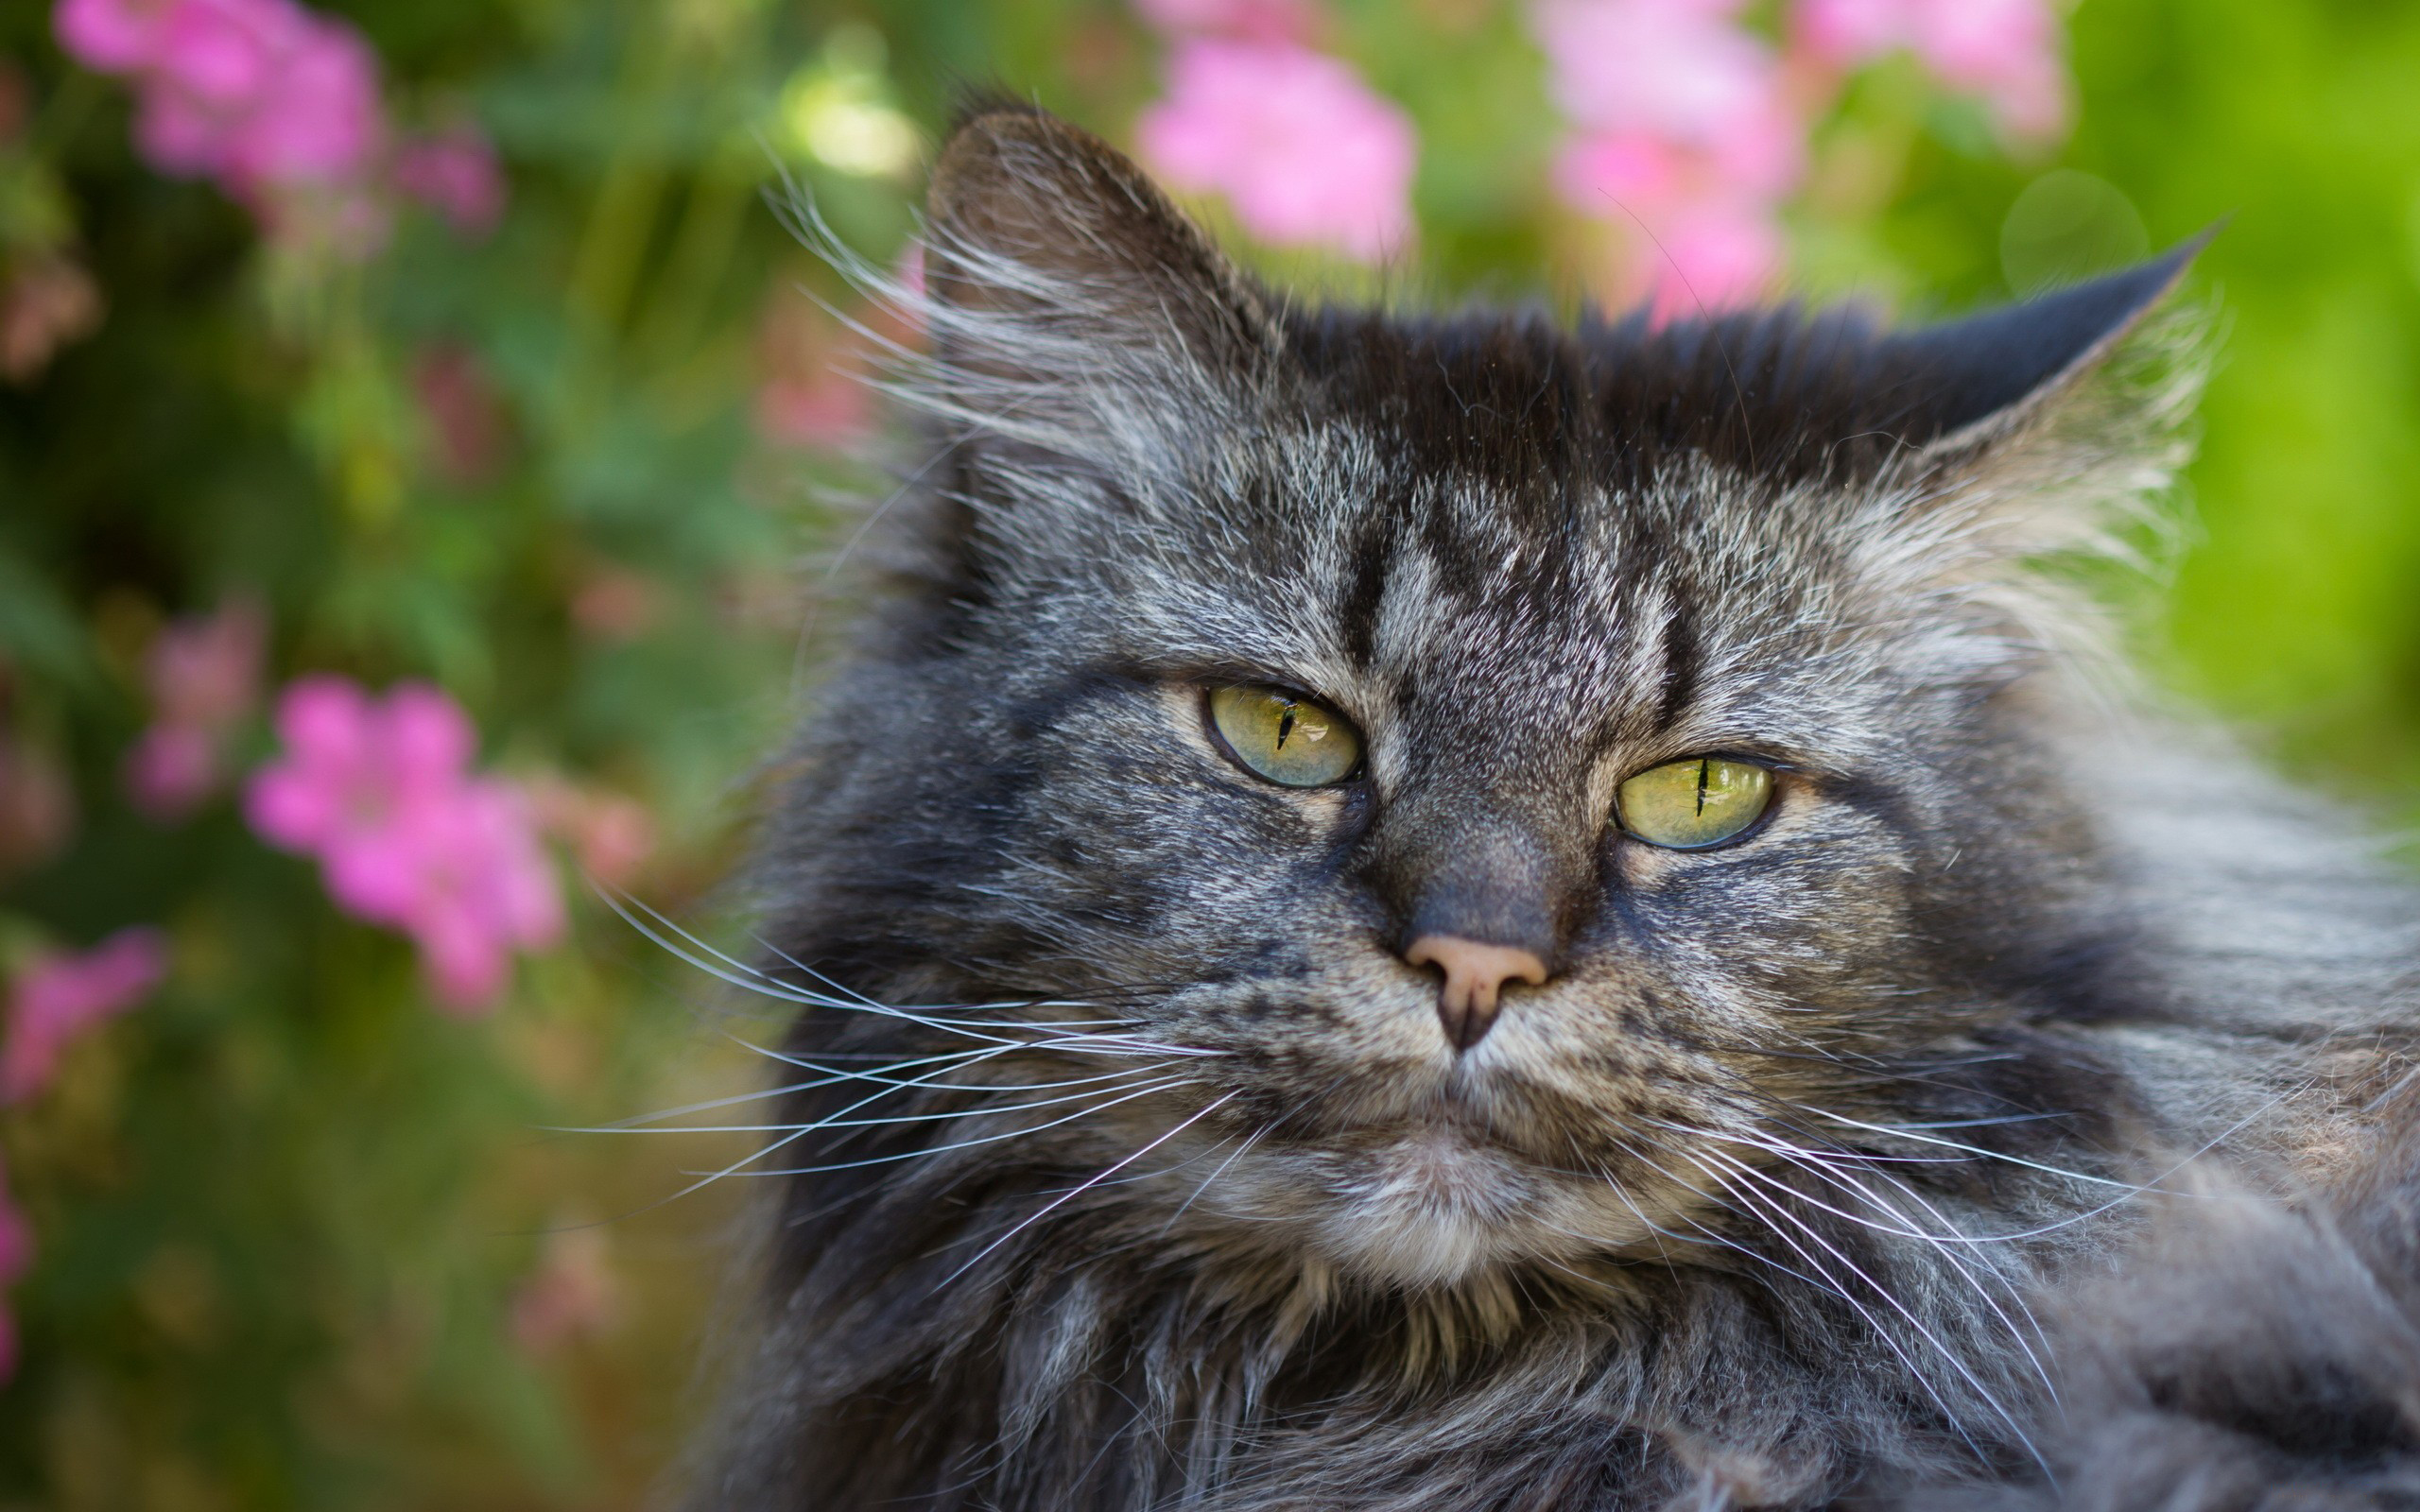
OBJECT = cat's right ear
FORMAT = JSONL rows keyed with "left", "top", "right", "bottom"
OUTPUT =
{"left": 916, "top": 103, "right": 1281, "bottom": 478}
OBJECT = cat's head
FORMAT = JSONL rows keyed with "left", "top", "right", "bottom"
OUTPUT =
{"left": 769, "top": 105, "right": 2199, "bottom": 1292}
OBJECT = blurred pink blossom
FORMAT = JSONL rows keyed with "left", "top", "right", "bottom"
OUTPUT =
{"left": 385, "top": 777, "right": 564, "bottom": 1009}
{"left": 56, "top": 0, "right": 400, "bottom": 258}
{"left": 148, "top": 598, "right": 266, "bottom": 730}
{"left": 1136, "top": 39, "right": 1414, "bottom": 262}
{"left": 394, "top": 129, "right": 508, "bottom": 238}
{"left": 1133, "top": 0, "right": 1320, "bottom": 43}
{"left": 0, "top": 733, "right": 76, "bottom": 880}
{"left": 248, "top": 677, "right": 477, "bottom": 921}
{"left": 0, "top": 1153, "right": 29, "bottom": 1383}
{"left": 246, "top": 677, "right": 563, "bottom": 1012}
{"left": 125, "top": 598, "right": 268, "bottom": 820}
{"left": 568, "top": 568, "right": 658, "bottom": 644}
{"left": 1797, "top": 0, "right": 2067, "bottom": 137}
{"left": 1531, "top": 0, "right": 1801, "bottom": 316}
{"left": 0, "top": 254, "right": 106, "bottom": 383}
{"left": 752, "top": 278, "right": 925, "bottom": 453}
{"left": 1533, "top": 0, "right": 1773, "bottom": 148}
{"left": 125, "top": 723, "right": 218, "bottom": 818}
{"left": 124, "top": 0, "right": 385, "bottom": 187}
{"left": 2, "top": 927, "right": 167, "bottom": 1103}
{"left": 53, "top": 0, "right": 179, "bottom": 72}
{"left": 510, "top": 1226, "right": 617, "bottom": 1357}
{"left": 753, "top": 369, "right": 873, "bottom": 451}
{"left": 1646, "top": 196, "right": 1783, "bottom": 317}
{"left": 530, "top": 778, "right": 656, "bottom": 889}
{"left": 410, "top": 343, "right": 509, "bottom": 484}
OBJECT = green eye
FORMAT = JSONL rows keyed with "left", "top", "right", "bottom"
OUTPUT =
{"left": 1206, "top": 685, "right": 1362, "bottom": 788}
{"left": 1616, "top": 757, "right": 1773, "bottom": 850}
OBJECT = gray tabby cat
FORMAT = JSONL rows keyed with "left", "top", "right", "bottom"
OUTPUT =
{"left": 683, "top": 104, "right": 2420, "bottom": 1510}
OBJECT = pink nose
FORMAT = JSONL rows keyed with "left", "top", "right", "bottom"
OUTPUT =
{"left": 1403, "top": 935, "right": 1549, "bottom": 1051}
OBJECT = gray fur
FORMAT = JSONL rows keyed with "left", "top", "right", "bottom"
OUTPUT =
{"left": 681, "top": 106, "right": 2420, "bottom": 1510}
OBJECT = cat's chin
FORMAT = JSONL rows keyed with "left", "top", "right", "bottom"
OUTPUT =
{"left": 1210, "top": 1121, "right": 1660, "bottom": 1291}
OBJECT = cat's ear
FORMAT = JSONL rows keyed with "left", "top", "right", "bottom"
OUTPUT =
{"left": 1846, "top": 234, "right": 2213, "bottom": 576}
{"left": 916, "top": 102, "right": 1280, "bottom": 476}
{"left": 1893, "top": 232, "right": 2213, "bottom": 468}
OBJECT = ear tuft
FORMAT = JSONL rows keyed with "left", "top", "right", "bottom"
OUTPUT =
{"left": 1895, "top": 228, "right": 2218, "bottom": 457}
{"left": 909, "top": 105, "right": 1278, "bottom": 481}
{"left": 923, "top": 105, "right": 1271, "bottom": 364}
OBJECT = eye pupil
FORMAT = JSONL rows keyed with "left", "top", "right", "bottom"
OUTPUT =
{"left": 1275, "top": 703, "right": 1297, "bottom": 748}
{"left": 1617, "top": 756, "right": 1772, "bottom": 850}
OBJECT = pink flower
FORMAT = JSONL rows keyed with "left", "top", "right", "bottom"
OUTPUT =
{"left": 394, "top": 129, "right": 508, "bottom": 238}
{"left": 0, "top": 254, "right": 104, "bottom": 384}
{"left": 147, "top": 598, "right": 266, "bottom": 731}
{"left": 1531, "top": 0, "right": 1774, "bottom": 148}
{"left": 130, "top": 0, "right": 301, "bottom": 177}
{"left": 1642, "top": 196, "right": 1782, "bottom": 318}
{"left": 60, "top": 0, "right": 389, "bottom": 206}
{"left": 753, "top": 369, "right": 873, "bottom": 451}
{"left": 0, "top": 732, "right": 75, "bottom": 881}
{"left": 1910, "top": 0, "right": 2066, "bottom": 138}
{"left": 1133, "top": 0, "right": 1320, "bottom": 43}
{"left": 247, "top": 677, "right": 476, "bottom": 921}
{"left": 246, "top": 677, "right": 564, "bottom": 1011}
{"left": 143, "top": 0, "right": 383, "bottom": 186}
{"left": 1136, "top": 39, "right": 1415, "bottom": 262}
{"left": 568, "top": 569, "right": 658, "bottom": 644}
{"left": 53, "top": 0, "right": 179, "bottom": 73}
{"left": 233, "top": 13, "right": 382, "bottom": 184}
{"left": 510, "top": 1227, "right": 617, "bottom": 1357}
{"left": 126, "top": 597, "right": 268, "bottom": 817}
{"left": 386, "top": 778, "right": 564, "bottom": 1011}
{"left": 2, "top": 927, "right": 168, "bottom": 1103}
{"left": 1795, "top": 0, "right": 1905, "bottom": 62}
{"left": 530, "top": 777, "right": 656, "bottom": 888}
{"left": 125, "top": 723, "right": 218, "bottom": 818}
{"left": 0, "top": 1152, "right": 30, "bottom": 1383}
{"left": 1796, "top": 0, "right": 2067, "bottom": 138}
{"left": 1553, "top": 130, "right": 1688, "bottom": 213}
{"left": 410, "top": 343, "right": 509, "bottom": 484}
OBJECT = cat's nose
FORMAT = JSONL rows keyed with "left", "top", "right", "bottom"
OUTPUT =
{"left": 1404, "top": 935, "right": 1549, "bottom": 1050}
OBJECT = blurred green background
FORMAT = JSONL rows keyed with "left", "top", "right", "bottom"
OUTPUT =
{"left": 1, "top": 1, "right": 2415, "bottom": 1507}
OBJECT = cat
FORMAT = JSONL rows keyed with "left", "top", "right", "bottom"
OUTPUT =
{"left": 676, "top": 102, "right": 2420, "bottom": 1511}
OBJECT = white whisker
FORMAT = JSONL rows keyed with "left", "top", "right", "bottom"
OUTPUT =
{"left": 937, "top": 1091, "right": 1237, "bottom": 1288}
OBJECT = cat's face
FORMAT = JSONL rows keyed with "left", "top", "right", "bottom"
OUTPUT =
{"left": 774, "top": 108, "right": 2188, "bottom": 1292}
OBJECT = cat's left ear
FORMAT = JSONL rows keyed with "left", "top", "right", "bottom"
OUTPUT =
{"left": 913, "top": 102, "right": 1282, "bottom": 479}
{"left": 1892, "top": 230, "right": 2214, "bottom": 470}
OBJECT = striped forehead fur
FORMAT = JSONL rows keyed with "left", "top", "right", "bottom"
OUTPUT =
{"left": 685, "top": 106, "right": 2420, "bottom": 1512}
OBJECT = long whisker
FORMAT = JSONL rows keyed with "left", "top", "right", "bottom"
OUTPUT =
{"left": 1619, "top": 1128, "right": 1990, "bottom": 1462}
{"left": 748, "top": 1076, "right": 1201, "bottom": 1177}
{"left": 604, "top": 886, "right": 1185, "bottom": 1046}
{"left": 937, "top": 1091, "right": 1237, "bottom": 1288}
{"left": 577, "top": 1064, "right": 1186, "bottom": 1136}
{"left": 1162, "top": 1120, "right": 1270, "bottom": 1233}
{"left": 1689, "top": 1144, "right": 2046, "bottom": 1474}
{"left": 1677, "top": 1128, "right": 2059, "bottom": 1401}
{"left": 569, "top": 1040, "right": 1128, "bottom": 1131}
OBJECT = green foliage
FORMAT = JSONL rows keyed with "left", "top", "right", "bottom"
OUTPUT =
{"left": 1, "top": 1, "right": 2414, "bottom": 1506}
